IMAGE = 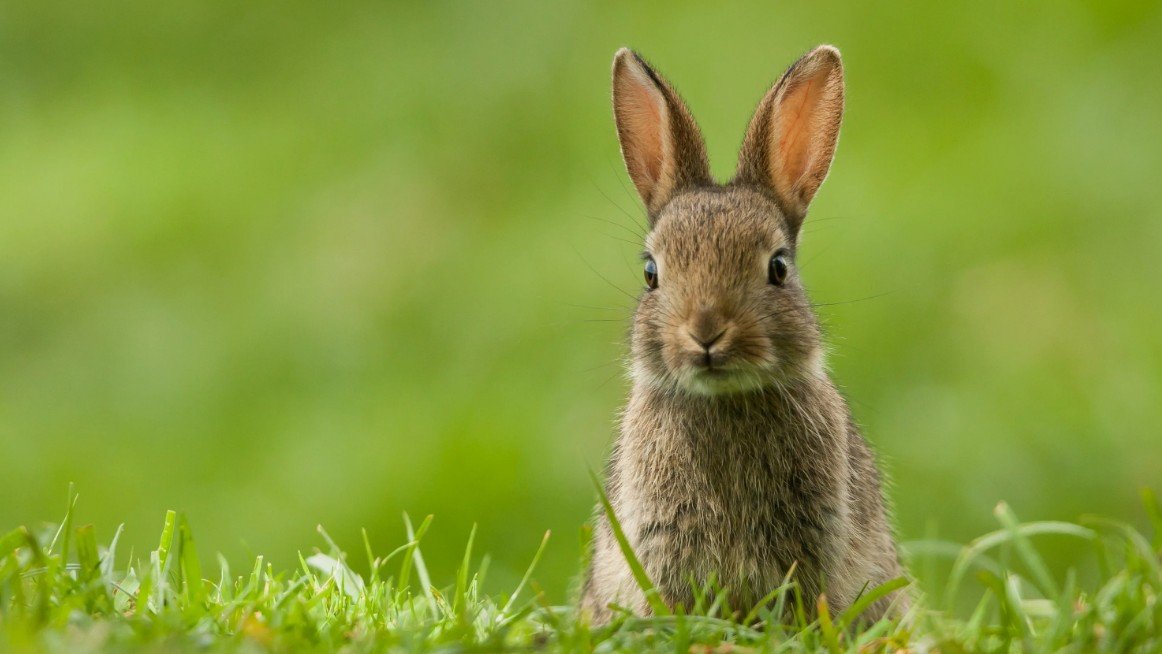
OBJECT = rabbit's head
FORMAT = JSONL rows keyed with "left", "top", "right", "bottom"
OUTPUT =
{"left": 613, "top": 46, "right": 845, "bottom": 396}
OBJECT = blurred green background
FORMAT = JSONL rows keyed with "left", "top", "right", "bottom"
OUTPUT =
{"left": 2, "top": 1, "right": 1160, "bottom": 601}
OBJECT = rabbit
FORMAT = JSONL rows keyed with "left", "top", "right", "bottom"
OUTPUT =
{"left": 580, "top": 45, "right": 907, "bottom": 626}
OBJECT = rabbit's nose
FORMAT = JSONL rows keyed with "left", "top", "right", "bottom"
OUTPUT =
{"left": 688, "top": 328, "right": 726, "bottom": 352}
{"left": 687, "top": 306, "right": 730, "bottom": 351}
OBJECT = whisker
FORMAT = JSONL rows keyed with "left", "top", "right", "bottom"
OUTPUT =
{"left": 570, "top": 244, "right": 641, "bottom": 304}
{"left": 560, "top": 301, "right": 635, "bottom": 312}
{"left": 595, "top": 368, "right": 627, "bottom": 390}
{"left": 580, "top": 360, "right": 620, "bottom": 374}
{"left": 797, "top": 242, "right": 837, "bottom": 269}
{"left": 583, "top": 213, "right": 646, "bottom": 241}
{"left": 805, "top": 214, "right": 855, "bottom": 224}
{"left": 606, "top": 157, "right": 648, "bottom": 231}
{"left": 591, "top": 173, "right": 646, "bottom": 232}
{"left": 810, "top": 290, "right": 897, "bottom": 309}
{"left": 598, "top": 232, "right": 644, "bottom": 248}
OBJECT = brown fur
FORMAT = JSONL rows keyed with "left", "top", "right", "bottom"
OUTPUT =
{"left": 582, "top": 47, "right": 906, "bottom": 625}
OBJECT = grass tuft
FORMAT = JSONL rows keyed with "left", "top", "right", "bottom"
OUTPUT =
{"left": 0, "top": 489, "right": 1159, "bottom": 652}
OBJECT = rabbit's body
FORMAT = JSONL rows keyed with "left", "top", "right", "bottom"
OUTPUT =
{"left": 581, "top": 48, "right": 906, "bottom": 623}
{"left": 583, "top": 370, "right": 901, "bottom": 623}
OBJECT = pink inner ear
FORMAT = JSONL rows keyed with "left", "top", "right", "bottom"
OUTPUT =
{"left": 778, "top": 79, "right": 819, "bottom": 187}
{"left": 770, "top": 62, "right": 839, "bottom": 208}
{"left": 615, "top": 73, "right": 666, "bottom": 197}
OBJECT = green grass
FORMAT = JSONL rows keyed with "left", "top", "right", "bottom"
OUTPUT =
{"left": 2, "top": 489, "right": 1159, "bottom": 652}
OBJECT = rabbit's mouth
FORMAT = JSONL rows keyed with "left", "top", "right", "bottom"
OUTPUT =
{"left": 656, "top": 327, "right": 779, "bottom": 395}
{"left": 680, "top": 361, "right": 770, "bottom": 396}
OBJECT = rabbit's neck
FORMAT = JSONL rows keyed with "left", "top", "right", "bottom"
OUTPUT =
{"left": 623, "top": 373, "right": 850, "bottom": 453}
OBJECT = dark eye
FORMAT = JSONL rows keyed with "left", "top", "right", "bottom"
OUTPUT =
{"left": 769, "top": 251, "right": 789, "bottom": 286}
{"left": 643, "top": 257, "right": 658, "bottom": 290}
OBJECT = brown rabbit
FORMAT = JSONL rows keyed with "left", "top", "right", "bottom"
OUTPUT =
{"left": 581, "top": 46, "right": 906, "bottom": 625}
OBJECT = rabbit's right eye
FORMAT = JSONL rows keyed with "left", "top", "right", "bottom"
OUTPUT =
{"left": 643, "top": 258, "right": 658, "bottom": 290}
{"left": 769, "top": 250, "right": 790, "bottom": 286}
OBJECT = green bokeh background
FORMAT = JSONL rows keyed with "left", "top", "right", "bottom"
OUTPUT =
{"left": 2, "top": 2, "right": 1160, "bottom": 601}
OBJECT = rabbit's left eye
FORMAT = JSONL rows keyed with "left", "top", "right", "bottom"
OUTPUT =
{"left": 769, "top": 251, "right": 789, "bottom": 285}
{"left": 644, "top": 257, "right": 659, "bottom": 290}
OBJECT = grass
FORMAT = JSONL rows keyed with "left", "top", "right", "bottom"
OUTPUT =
{"left": 1, "top": 488, "right": 1160, "bottom": 652}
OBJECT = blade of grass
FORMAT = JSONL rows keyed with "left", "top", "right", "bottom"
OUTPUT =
{"left": 75, "top": 524, "right": 100, "bottom": 585}
{"left": 453, "top": 523, "right": 477, "bottom": 615}
{"left": 742, "top": 581, "right": 795, "bottom": 625}
{"left": 838, "top": 576, "right": 909, "bottom": 627}
{"left": 0, "top": 527, "right": 41, "bottom": 588}
{"left": 901, "top": 539, "right": 1002, "bottom": 576}
{"left": 1140, "top": 487, "right": 1161, "bottom": 551}
{"left": 401, "top": 513, "right": 436, "bottom": 610}
{"left": 156, "top": 510, "right": 177, "bottom": 574}
{"left": 215, "top": 553, "right": 231, "bottom": 604}
{"left": 1003, "top": 572, "right": 1035, "bottom": 646}
{"left": 100, "top": 524, "right": 124, "bottom": 581}
{"left": 588, "top": 469, "right": 670, "bottom": 616}
{"left": 771, "top": 561, "right": 799, "bottom": 625}
{"left": 179, "top": 514, "right": 205, "bottom": 607}
{"left": 945, "top": 521, "right": 1094, "bottom": 608}
{"left": 1112, "top": 604, "right": 1154, "bottom": 652}
{"left": 136, "top": 557, "right": 154, "bottom": 616}
{"left": 994, "top": 502, "right": 1059, "bottom": 598}
{"left": 47, "top": 485, "right": 79, "bottom": 558}
{"left": 372, "top": 540, "right": 418, "bottom": 577}
{"left": 246, "top": 555, "right": 265, "bottom": 600}
{"left": 976, "top": 570, "right": 1019, "bottom": 646}
{"left": 964, "top": 590, "right": 993, "bottom": 635}
{"left": 0, "top": 527, "right": 30, "bottom": 569}
{"left": 1081, "top": 516, "right": 1161, "bottom": 578}
{"left": 499, "top": 530, "right": 551, "bottom": 621}
{"left": 817, "top": 594, "right": 842, "bottom": 653}
{"left": 361, "top": 528, "right": 378, "bottom": 584}
{"left": 476, "top": 552, "right": 491, "bottom": 591}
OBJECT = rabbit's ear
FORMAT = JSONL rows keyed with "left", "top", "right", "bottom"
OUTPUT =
{"left": 612, "top": 48, "right": 712, "bottom": 220}
{"left": 735, "top": 45, "right": 844, "bottom": 232}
